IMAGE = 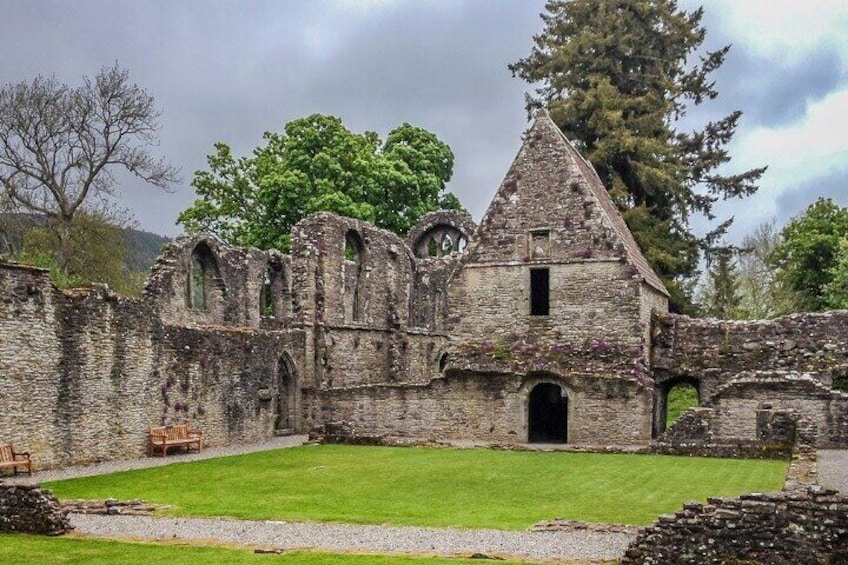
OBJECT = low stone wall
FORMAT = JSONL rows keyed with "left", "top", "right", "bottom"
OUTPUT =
{"left": 626, "top": 417, "right": 830, "bottom": 564}
{"left": 620, "top": 487, "right": 848, "bottom": 564}
{"left": 0, "top": 484, "right": 71, "bottom": 535}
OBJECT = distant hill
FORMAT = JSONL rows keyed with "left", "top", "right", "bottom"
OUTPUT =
{"left": 0, "top": 213, "right": 171, "bottom": 276}
{"left": 120, "top": 226, "right": 171, "bottom": 274}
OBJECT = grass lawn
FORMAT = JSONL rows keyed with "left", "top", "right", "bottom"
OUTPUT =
{"left": 0, "top": 535, "right": 533, "bottom": 565}
{"left": 45, "top": 444, "right": 787, "bottom": 529}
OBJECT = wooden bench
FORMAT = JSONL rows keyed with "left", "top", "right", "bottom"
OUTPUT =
{"left": 0, "top": 443, "right": 33, "bottom": 476}
{"left": 148, "top": 424, "right": 203, "bottom": 457}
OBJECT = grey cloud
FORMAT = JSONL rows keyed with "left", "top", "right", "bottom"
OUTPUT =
{"left": 774, "top": 168, "right": 848, "bottom": 225}
{"left": 688, "top": 6, "right": 847, "bottom": 131}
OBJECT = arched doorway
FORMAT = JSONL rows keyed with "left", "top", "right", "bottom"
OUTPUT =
{"left": 653, "top": 377, "right": 700, "bottom": 436}
{"left": 275, "top": 354, "right": 296, "bottom": 433}
{"left": 528, "top": 383, "right": 568, "bottom": 443}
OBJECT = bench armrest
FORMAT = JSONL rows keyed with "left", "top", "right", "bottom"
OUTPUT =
{"left": 13, "top": 451, "right": 31, "bottom": 459}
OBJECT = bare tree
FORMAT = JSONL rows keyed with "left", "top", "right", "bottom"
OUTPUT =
{"left": 0, "top": 63, "right": 179, "bottom": 272}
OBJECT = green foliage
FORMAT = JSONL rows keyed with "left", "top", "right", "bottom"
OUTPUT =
{"left": 9, "top": 210, "right": 147, "bottom": 295}
{"left": 770, "top": 198, "right": 848, "bottom": 312}
{"left": 179, "top": 114, "right": 461, "bottom": 251}
{"left": 0, "top": 536, "right": 512, "bottom": 565}
{"left": 823, "top": 237, "right": 848, "bottom": 310}
{"left": 510, "top": 0, "right": 765, "bottom": 312}
{"left": 47, "top": 445, "right": 786, "bottom": 528}
{"left": 666, "top": 383, "right": 698, "bottom": 427}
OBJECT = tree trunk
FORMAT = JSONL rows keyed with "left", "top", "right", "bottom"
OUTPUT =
{"left": 55, "top": 216, "right": 74, "bottom": 277}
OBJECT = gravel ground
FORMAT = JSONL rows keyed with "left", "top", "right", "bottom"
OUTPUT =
{"left": 817, "top": 449, "right": 848, "bottom": 492}
{"left": 4, "top": 435, "right": 309, "bottom": 485}
{"left": 69, "top": 514, "right": 635, "bottom": 561}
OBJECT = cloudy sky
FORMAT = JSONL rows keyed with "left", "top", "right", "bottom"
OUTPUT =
{"left": 2, "top": 0, "right": 847, "bottom": 244}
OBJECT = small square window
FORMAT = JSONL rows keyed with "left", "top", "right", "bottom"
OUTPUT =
{"left": 529, "top": 230, "right": 550, "bottom": 259}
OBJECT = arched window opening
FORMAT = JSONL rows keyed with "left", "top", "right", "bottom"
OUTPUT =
{"left": 261, "top": 265, "right": 277, "bottom": 318}
{"left": 428, "top": 236, "right": 439, "bottom": 257}
{"left": 186, "top": 242, "right": 224, "bottom": 313}
{"left": 190, "top": 253, "right": 206, "bottom": 310}
{"left": 528, "top": 383, "right": 568, "bottom": 443}
{"left": 344, "top": 230, "right": 364, "bottom": 322}
{"left": 412, "top": 223, "right": 472, "bottom": 259}
{"left": 440, "top": 233, "right": 453, "bottom": 255}
{"left": 275, "top": 354, "right": 296, "bottom": 433}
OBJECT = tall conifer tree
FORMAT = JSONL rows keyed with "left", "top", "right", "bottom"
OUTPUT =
{"left": 510, "top": 0, "right": 765, "bottom": 312}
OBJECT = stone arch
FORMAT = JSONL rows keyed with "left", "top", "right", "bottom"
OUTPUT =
{"left": 654, "top": 376, "right": 701, "bottom": 437}
{"left": 522, "top": 375, "right": 570, "bottom": 443}
{"left": 186, "top": 241, "right": 223, "bottom": 310}
{"left": 406, "top": 210, "right": 475, "bottom": 260}
{"left": 343, "top": 229, "right": 365, "bottom": 322}
{"left": 274, "top": 353, "right": 297, "bottom": 433}
{"left": 413, "top": 225, "right": 468, "bottom": 258}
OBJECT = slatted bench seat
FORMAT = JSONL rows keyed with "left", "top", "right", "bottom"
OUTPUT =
{"left": 148, "top": 424, "right": 203, "bottom": 457}
{"left": 0, "top": 443, "right": 33, "bottom": 476}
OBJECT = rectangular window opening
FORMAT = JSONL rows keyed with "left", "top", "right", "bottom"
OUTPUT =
{"left": 530, "top": 268, "right": 550, "bottom": 316}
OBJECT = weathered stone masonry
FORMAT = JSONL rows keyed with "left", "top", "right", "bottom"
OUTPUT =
{"left": 3, "top": 112, "right": 848, "bottom": 469}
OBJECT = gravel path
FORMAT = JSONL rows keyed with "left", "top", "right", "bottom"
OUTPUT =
{"left": 4, "top": 435, "right": 309, "bottom": 485}
{"left": 817, "top": 449, "right": 848, "bottom": 492}
{"left": 69, "top": 514, "right": 634, "bottom": 561}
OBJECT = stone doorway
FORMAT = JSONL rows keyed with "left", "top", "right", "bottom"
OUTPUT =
{"left": 528, "top": 383, "right": 568, "bottom": 443}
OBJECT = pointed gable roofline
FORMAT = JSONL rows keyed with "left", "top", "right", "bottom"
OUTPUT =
{"left": 533, "top": 110, "right": 668, "bottom": 296}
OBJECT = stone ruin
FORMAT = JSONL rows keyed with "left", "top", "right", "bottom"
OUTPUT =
{"left": 2, "top": 112, "right": 848, "bottom": 470}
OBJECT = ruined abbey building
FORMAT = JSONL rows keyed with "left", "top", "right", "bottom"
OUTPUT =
{"left": 3, "top": 113, "right": 848, "bottom": 469}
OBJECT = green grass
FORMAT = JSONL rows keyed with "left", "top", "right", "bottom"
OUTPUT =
{"left": 45, "top": 445, "right": 787, "bottom": 528}
{"left": 666, "top": 383, "right": 699, "bottom": 427}
{"left": 0, "top": 535, "right": 530, "bottom": 565}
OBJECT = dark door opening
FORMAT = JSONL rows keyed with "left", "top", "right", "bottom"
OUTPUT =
{"left": 528, "top": 383, "right": 568, "bottom": 443}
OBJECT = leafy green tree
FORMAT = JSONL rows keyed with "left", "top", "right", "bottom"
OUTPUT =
{"left": 770, "top": 198, "right": 848, "bottom": 312}
{"left": 178, "top": 114, "right": 460, "bottom": 251}
{"left": 510, "top": 0, "right": 766, "bottom": 312}
{"left": 0, "top": 64, "right": 179, "bottom": 275}
{"left": 823, "top": 237, "right": 848, "bottom": 310}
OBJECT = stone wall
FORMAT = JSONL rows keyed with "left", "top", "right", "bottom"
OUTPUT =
{"left": 620, "top": 488, "right": 848, "bottom": 564}
{"left": 653, "top": 312, "right": 848, "bottom": 393}
{"left": 1, "top": 262, "right": 306, "bottom": 469}
{"left": 0, "top": 484, "right": 70, "bottom": 535}
{"left": 314, "top": 369, "right": 652, "bottom": 445}
{"left": 655, "top": 371, "right": 848, "bottom": 449}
